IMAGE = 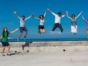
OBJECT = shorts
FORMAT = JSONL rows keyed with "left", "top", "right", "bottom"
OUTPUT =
{"left": 38, "top": 25, "right": 45, "bottom": 30}
{"left": 2, "top": 42, "right": 10, "bottom": 47}
{"left": 71, "top": 25, "right": 78, "bottom": 33}
{"left": 20, "top": 27, "right": 28, "bottom": 33}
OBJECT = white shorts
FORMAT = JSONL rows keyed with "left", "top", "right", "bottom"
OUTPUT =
{"left": 71, "top": 25, "right": 78, "bottom": 33}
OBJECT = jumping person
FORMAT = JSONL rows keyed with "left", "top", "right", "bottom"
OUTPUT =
{"left": 34, "top": 10, "right": 46, "bottom": 34}
{"left": 82, "top": 16, "right": 88, "bottom": 35}
{"left": 14, "top": 11, "right": 33, "bottom": 41}
{"left": 0, "top": 28, "right": 18, "bottom": 56}
{"left": 47, "top": 8, "right": 67, "bottom": 33}
{"left": 66, "top": 11, "right": 82, "bottom": 35}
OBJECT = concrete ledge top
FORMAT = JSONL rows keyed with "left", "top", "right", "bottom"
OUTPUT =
{"left": 0, "top": 41, "right": 88, "bottom": 43}
{"left": 0, "top": 41, "right": 88, "bottom": 47}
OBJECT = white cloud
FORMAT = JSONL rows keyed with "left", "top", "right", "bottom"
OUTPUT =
{"left": 44, "top": 20, "right": 49, "bottom": 22}
{"left": 49, "top": 31, "right": 62, "bottom": 34}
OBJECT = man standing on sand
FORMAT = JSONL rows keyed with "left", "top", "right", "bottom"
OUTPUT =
{"left": 14, "top": 11, "right": 33, "bottom": 41}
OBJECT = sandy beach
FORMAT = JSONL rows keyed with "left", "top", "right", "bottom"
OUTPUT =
{"left": 0, "top": 41, "right": 88, "bottom": 66}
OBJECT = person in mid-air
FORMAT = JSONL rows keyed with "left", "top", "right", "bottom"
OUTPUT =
{"left": 66, "top": 11, "right": 82, "bottom": 35}
{"left": 82, "top": 16, "right": 88, "bottom": 35}
{"left": 14, "top": 11, "right": 33, "bottom": 41}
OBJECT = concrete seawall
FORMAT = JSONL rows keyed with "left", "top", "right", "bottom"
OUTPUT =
{"left": 0, "top": 41, "right": 88, "bottom": 52}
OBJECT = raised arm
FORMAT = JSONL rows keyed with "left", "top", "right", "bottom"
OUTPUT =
{"left": 10, "top": 28, "right": 19, "bottom": 34}
{"left": 14, "top": 11, "right": 21, "bottom": 19}
{"left": 61, "top": 12, "right": 68, "bottom": 18}
{"left": 61, "top": 15, "right": 65, "bottom": 18}
{"left": 75, "top": 11, "right": 82, "bottom": 19}
{"left": 25, "top": 13, "right": 34, "bottom": 20}
{"left": 66, "top": 11, "right": 72, "bottom": 20}
{"left": 61, "top": 13, "right": 67, "bottom": 18}
{"left": 82, "top": 16, "right": 85, "bottom": 20}
{"left": 0, "top": 36, "right": 2, "bottom": 39}
{"left": 82, "top": 16, "right": 88, "bottom": 23}
{"left": 47, "top": 8, "right": 56, "bottom": 16}
{"left": 44, "top": 10, "right": 46, "bottom": 17}
{"left": 34, "top": 17, "right": 40, "bottom": 20}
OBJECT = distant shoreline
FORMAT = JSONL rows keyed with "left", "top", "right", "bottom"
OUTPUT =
{"left": 0, "top": 38, "right": 88, "bottom": 42}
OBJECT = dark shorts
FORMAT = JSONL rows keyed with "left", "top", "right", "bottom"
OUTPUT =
{"left": 2, "top": 42, "right": 10, "bottom": 47}
{"left": 20, "top": 27, "right": 28, "bottom": 33}
{"left": 38, "top": 25, "right": 45, "bottom": 30}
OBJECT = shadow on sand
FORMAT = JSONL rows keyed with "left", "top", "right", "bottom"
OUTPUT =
{"left": 22, "top": 41, "right": 33, "bottom": 51}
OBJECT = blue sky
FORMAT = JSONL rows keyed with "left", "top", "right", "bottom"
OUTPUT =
{"left": 0, "top": 0, "right": 88, "bottom": 39}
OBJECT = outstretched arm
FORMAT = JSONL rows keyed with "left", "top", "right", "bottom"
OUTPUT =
{"left": 14, "top": 11, "right": 21, "bottom": 19}
{"left": 10, "top": 28, "right": 19, "bottom": 34}
{"left": 61, "top": 12, "right": 67, "bottom": 18}
{"left": 25, "top": 13, "right": 34, "bottom": 20}
{"left": 66, "top": 11, "right": 72, "bottom": 20}
{"left": 34, "top": 17, "right": 40, "bottom": 20}
{"left": 75, "top": 11, "right": 82, "bottom": 19}
{"left": 82, "top": 16, "right": 88, "bottom": 22}
{"left": 44, "top": 10, "right": 46, "bottom": 17}
{"left": 82, "top": 16, "right": 85, "bottom": 20}
{"left": 47, "top": 8, "right": 56, "bottom": 16}
{"left": 0, "top": 36, "right": 2, "bottom": 39}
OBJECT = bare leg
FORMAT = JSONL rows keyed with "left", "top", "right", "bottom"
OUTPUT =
{"left": 38, "top": 30, "right": 41, "bottom": 34}
{"left": 17, "top": 33, "right": 22, "bottom": 41}
{"left": 42, "top": 29, "right": 45, "bottom": 33}
{"left": 38, "top": 30, "right": 40, "bottom": 33}
{"left": 7, "top": 46, "right": 10, "bottom": 54}
{"left": 2, "top": 47, "right": 6, "bottom": 56}
{"left": 87, "top": 31, "right": 88, "bottom": 38}
{"left": 40, "top": 29, "right": 42, "bottom": 33}
{"left": 24, "top": 31, "right": 28, "bottom": 40}
{"left": 87, "top": 31, "right": 88, "bottom": 34}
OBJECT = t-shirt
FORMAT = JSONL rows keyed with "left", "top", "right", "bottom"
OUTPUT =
{"left": 71, "top": 19, "right": 77, "bottom": 25}
{"left": 1, "top": 32, "right": 10, "bottom": 42}
{"left": 52, "top": 12, "right": 65, "bottom": 23}
{"left": 17, "top": 16, "right": 31, "bottom": 27}
{"left": 40, "top": 19, "right": 44, "bottom": 25}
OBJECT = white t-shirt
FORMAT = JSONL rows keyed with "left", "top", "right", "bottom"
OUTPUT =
{"left": 17, "top": 16, "right": 31, "bottom": 27}
{"left": 52, "top": 12, "right": 65, "bottom": 23}
{"left": 40, "top": 19, "right": 44, "bottom": 25}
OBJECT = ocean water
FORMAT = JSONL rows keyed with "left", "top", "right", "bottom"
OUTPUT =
{"left": 0, "top": 38, "right": 88, "bottom": 42}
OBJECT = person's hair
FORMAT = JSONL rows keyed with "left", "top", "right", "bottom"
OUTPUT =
{"left": 71, "top": 14, "right": 75, "bottom": 17}
{"left": 2, "top": 27, "right": 9, "bottom": 37}
{"left": 22, "top": 15, "right": 25, "bottom": 18}
{"left": 39, "top": 15, "right": 44, "bottom": 19}
{"left": 57, "top": 12, "right": 62, "bottom": 15}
